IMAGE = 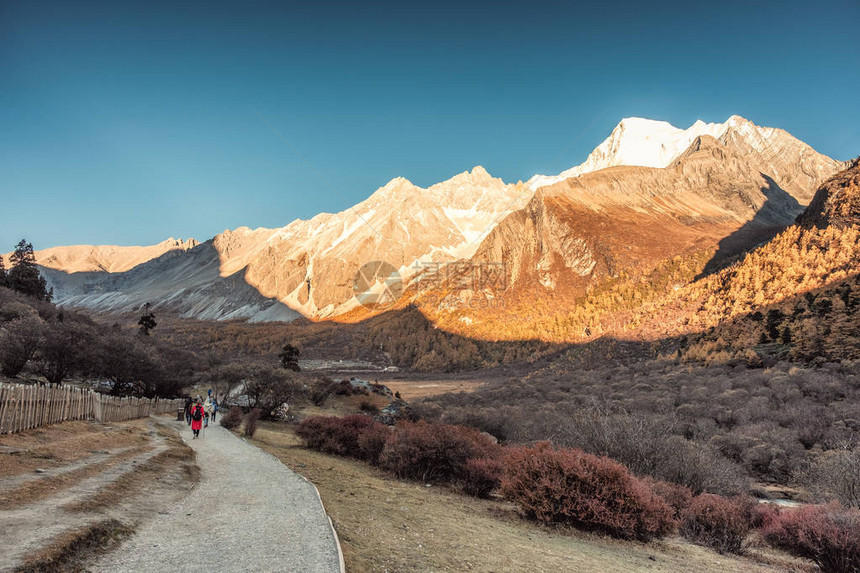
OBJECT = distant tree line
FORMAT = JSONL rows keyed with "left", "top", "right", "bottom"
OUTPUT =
{"left": 0, "top": 242, "right": 193, "bottom": 397}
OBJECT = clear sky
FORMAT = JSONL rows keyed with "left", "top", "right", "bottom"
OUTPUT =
{"left": 1, "top": 0, "right": 858, "bottom": 249}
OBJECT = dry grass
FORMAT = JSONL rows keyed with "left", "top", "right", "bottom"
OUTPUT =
{"left": 0, "top": 416, "right": 200, "bottom": 572}
{"left": 62, "top": 425, "right": 198, "bottom": 513}
{"left": 14, "top": 518, "right": 135, "bottom": 573}
{"left": 0, "top": 443, "right": 154, "bottom": 510}
{"left": 0, "top": 420, "right": 151, "bottom": 479}
{"left": 251, "top": 421, "right": 811, "bottom": 573}
{"left": 382, "top": 378, "right": 486, "bottom": 400}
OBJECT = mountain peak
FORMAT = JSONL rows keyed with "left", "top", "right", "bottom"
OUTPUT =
{"left": 616, "top": 117, "right": 675, "bottom": 132}
{"left": 528, "top": 116, "right": 731, "bottom": 190}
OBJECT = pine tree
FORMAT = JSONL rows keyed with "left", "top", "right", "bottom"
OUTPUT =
{"left": 279, "top": 343, "right": 301, "bottom": 372}
{"left": 138, "top": 302, "right": 157, "bottom": 336}
{"left": 0, "top": 255, "right": 6, "bottom": 288}
{"left": 8, "top": 239, "right": 51, "bottom": 301}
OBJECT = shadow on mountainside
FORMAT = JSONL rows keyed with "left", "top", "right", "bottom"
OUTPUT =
{"left": 40, "top": 241, "right": 299, "bottom": 321}
{"left": 697, "top": 174, "right": 802, "bottom": 279}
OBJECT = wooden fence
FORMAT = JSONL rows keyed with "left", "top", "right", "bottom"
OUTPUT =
{"left": 0, "top": 382, "right": 185, "bottom": 434}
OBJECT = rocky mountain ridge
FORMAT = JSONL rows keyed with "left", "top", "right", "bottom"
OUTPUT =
{"left": 2, "top": 238, "right": 198, "bottom": 274}
{"left": 27, "top": 115, "right": 850, "bottom": 325}
{"left": 39, "top": 166, "right": 531, "bottom": 321}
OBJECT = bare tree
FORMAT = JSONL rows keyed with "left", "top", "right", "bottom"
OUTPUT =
{"left": 0, "top": 315, "right": 45, "bottom": 376}
{"left": 805, "top": 445, "right": 860, "bottom": 509}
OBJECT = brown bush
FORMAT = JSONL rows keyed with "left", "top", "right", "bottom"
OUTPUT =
{"left": 762, "top": 503, "right": 860, "bottom": 573}
{"left": 296, "top": 414, "right": 387, "bottom": 462}
{"left": 644, "top": 478, "right": 693, "bottom": 519}
{"left": 461, "top": 457, "right": 503, "bottom": 498}
{"left": 243, "top": 367, "right": 306, "bottom": 417}
{"left": 680, "top": 494, "right": 755, "bottom": 554}
{"left": 750, "top": 502, "right": 781, "bottom": 530}
{"left": 244, "top": 408, "right": 261, "bottom": 437}
{"left": 501, "top": 442, "right": 676, "bottom": 541}
{"left": 380, "top": 420, "right": 502, "bottom": 484}
{"left": 805, "top": 448, "right": 860, "bottom": 509}
{"left": 0, "top": 315, "right": 45, "bottom": 377}
{"left": 219, "top": 407, "right": 244, "bottom": 430}
{"left": 356, "top": 423, "right": 391, "bottom": 464}
{"left": 540, "top": 406, "right": 746, "bottom": 495}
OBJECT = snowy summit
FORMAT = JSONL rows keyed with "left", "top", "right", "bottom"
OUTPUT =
{"left": 528, "top": 116, "right": 745, "bottom": 190}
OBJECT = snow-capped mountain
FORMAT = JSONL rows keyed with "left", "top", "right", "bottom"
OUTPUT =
{"left": 31, "top": 115, "right": 849, "bottom": 323}
{"left": 528, "top": 117, "right": 728, "bottom": 189}
{"left": 528, "top": 116, "right": 844, "bottom": 203}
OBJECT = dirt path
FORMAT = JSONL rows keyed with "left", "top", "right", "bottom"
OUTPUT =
{"left": 89, "top": 421, "right": 344, "bottom": 573}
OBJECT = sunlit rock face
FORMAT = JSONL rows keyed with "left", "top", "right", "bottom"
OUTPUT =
{"left": 39, "top": 167, "right": 531, "bottom": 321}
{"left": 35, "top": 116, "right": 846, "bottom": 323}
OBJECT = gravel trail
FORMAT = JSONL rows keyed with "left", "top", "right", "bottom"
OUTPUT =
{"left": 89, "top": 421, "right": 343, "bottom": 573}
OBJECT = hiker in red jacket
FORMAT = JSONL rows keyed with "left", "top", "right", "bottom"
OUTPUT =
{"left": 190, "top": 399, "right": 205, "bottom": 439}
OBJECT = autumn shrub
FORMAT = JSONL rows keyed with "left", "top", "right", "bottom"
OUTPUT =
{"left": 461, "top": 457, "right": 503, "bottom": 498}
{"left": 644, "top": 477, "right": 693, "bottom": 519}
{"left": 501, "top": 442, "right": 676, "bottom": 541}
{"left": 244, "top": 408, "right": 261, "bottom": 437}
{"left": 762, "top": 503, "right": 860, "bottom": 573}
{"left": 295, "top": 416, "right": 330, "bottom": 449}
{"left": 680, "top": 494, "right": 755, "bottom": 554}
{"left": 379, "top": 420, "right": 502, "bottom": 484}
{"left": 750, "top": 502, "right": 781, "bottom": 529}
{"left": 439, "top": 405, "right": 522, "bottom": 443}
{"left": 356, "top": 422, "right": 391, "bottom": 464}
{"left": 220, "top": 407, "right": 244, "bottom": 430}
{"left": 295, "top": 414, "right": 387, "bottom": 461}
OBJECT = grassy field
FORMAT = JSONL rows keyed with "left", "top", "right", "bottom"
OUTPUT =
{"left": 251, "top": 421, "right": 812, "bottom": 573}
{"left": 381, "top": 377, "right": 487, "bottom": 401}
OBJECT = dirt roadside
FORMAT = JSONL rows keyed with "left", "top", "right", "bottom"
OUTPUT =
{"left": 0, "top": 416, "right": 198, "bottom": 572}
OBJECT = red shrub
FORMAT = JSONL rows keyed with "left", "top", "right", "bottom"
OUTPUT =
{"left": 380, "top": 420, "right": 502, "bottom": 484}
{"left": 295, "top": 414, "right": 387, "bottom": 460}
{"left": 750, "top": 502, "right": 781, "bottom": 529}
{"left": 501, "top": 442, "right": 676, "bottom": 541}
{"left": 357, "top": 423, "right": 391, "bottom": 464}
{"left": 644, "top": 478, "right": 693, "bottom": 519}
{"left": 462, "top": 457, "right": 503, "bottom": 498}
{"left": 762, "top": 503, "right": 860, "bottom": 573}
{"left": 680, "top": 494, "right": 755, "bottom": 554}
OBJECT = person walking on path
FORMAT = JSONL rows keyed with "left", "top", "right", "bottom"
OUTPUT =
{"left": 203, "top": 396, "right": 213, "bottom": 428}
{"left": 184, "top": 396, "right": 193, "bottom": 425}
{"left": 190, "top": 399, "right": 205, "bottom": 438}
{"left": 206, "top": 389, "right": 218, "bottom": 422}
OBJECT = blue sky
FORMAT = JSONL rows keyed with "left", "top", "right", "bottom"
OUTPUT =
{"left": 1, "top": 0, "right": 858, "bottom": 249}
